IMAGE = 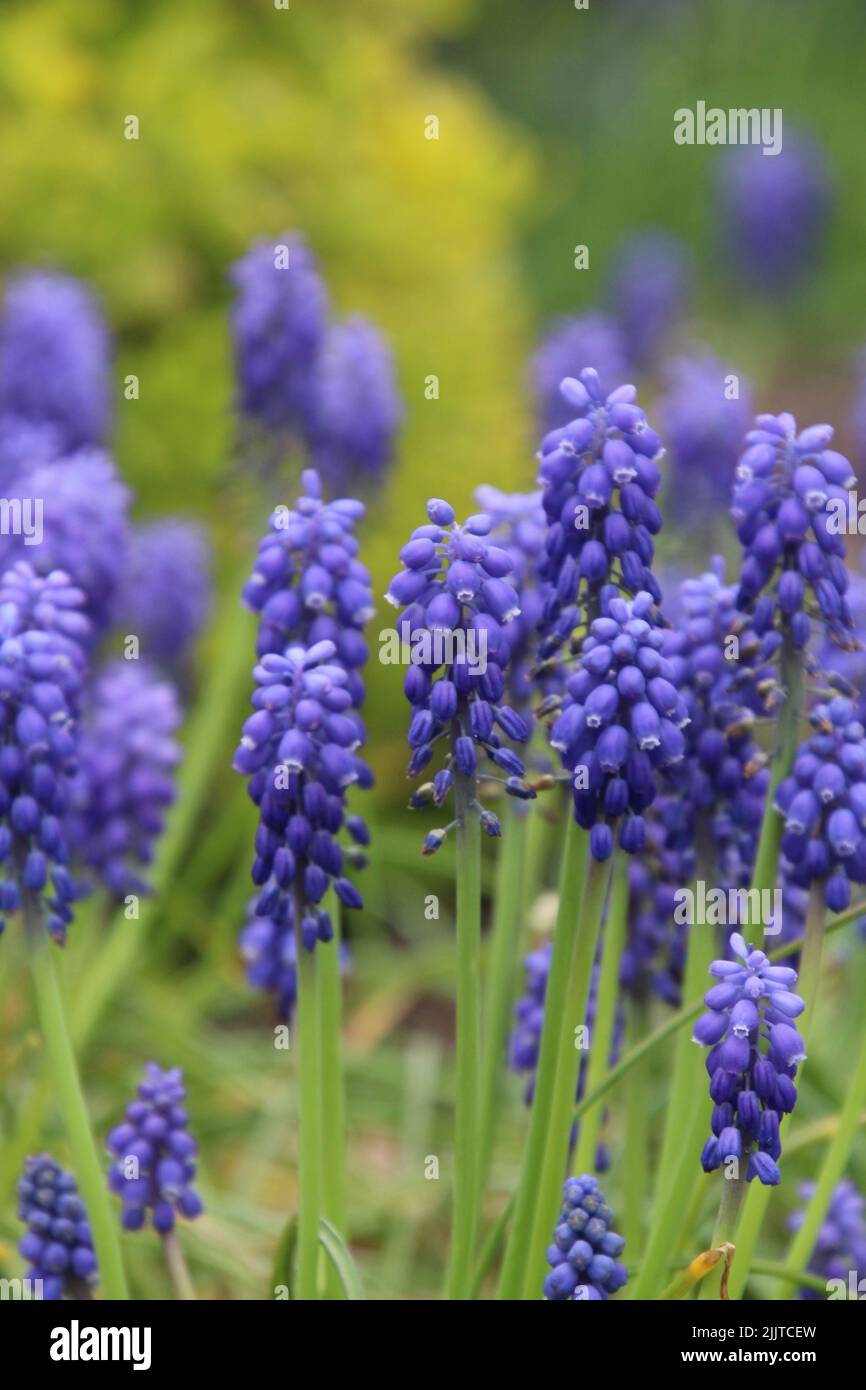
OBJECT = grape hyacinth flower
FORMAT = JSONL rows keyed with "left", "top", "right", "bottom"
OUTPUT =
{"left": 17, "top": 1155, "right": 98, "bottom": 1299}
{"left": 387, "top": 497, "right": 534, "bottom": 847}
{"left": 717, "top": 133, "right": 834, "bottom": 294}
{"left": 0, "top": 449, "right": 131, "bottom": 635}
{"left": 657, "top": 353, "right": 752, "bottom": 526}
{"left": 532, "top": 314, "right": 630, "bottom": 434}
{"left": 789, "top": 1179, "right": 866, "bottom": 1299}
{"left": 233, "top": 640, "right": 370, "bottom": 948}
{"left": 308, "top": 315, "right": 403, "bottom": 493}
{"left": 474, "top": 484, "right": 547, "bottom": 711}
{"left": 0, "top": 414, "right": 62, "bottom": 491}
{"left": 242, "top": 469, "right": 373, "bottom": 690}
{"left": 0, "top": 563, "right": 90, "bottom": 945}
{"left": 116, "top": 520, "right": 211, "bottom": 675}
{"left": 240, "top": 897, "right": 352, "bottom": 1021}
{"left": 775, "top": 697, "right": 866, "bottom": 913}
{"left": 545, "top": 588, "right": 688, "bottom": 860}
{"left": 0, "top": 271, "right": 112, "bottom": 451}
{"left": 536, "top": 368, "right": 665, "bottom": 658}
{"left": 732, "top": 412, "right": 856, "bottom": 653}
{"left": 229, "top": 231, "right": 329, "bottom": 438}
{"left": 107, "top": 1064, "right": 203, "bottom": 1234}
{"left": 694, "top": 932, "right": 806, "bottom": 1185}
{"left": 69, "top": 661, "right": 182, "bottom": 900}
{"left": 543, "top": 1175, "right": 628, "bottom": 1300}
{"left": 607, "top": 231, "right": 691, "bottom": 369}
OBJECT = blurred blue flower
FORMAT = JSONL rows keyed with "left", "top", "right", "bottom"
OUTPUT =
{"left": 0, "top": 271, "right": 112, "bottom": 451}
{"left": 107, "top": 1063, "right": 203, "bottom": 1234}
{"left": 608, "top": 231, "right": 691, "bottom": 369}
{"left": 657, "top": 352, "right": 752, "bottom": 525}
{"left": 308, "top": 315, "right": 402, "bottom": 492}
{"left": 116, "top": 519, "right": 211, "bottom": 675}
{"left": 17, "top": 1154, "right": 98, "bottom": 1300}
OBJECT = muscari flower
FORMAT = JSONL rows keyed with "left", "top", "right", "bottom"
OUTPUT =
{"left": 0, "top": 563, "right": 90, "bottom": 945}
{"left": 474, "top": 484, "right": 547, "bottom": 711}
{"left": 107, "top": 1063, "right": 203, "bottom": 1234}
{"left": 657, "top": 352, "right": 752, "bottom": 526}
{"left": 242, "top": 469, "right": 373, "bottom": 693}
{"left": 308, "top": 315, "right": 403, "bottom": 493}
{"left": 0, "top": 449, "right": 131, "bottom": 636}
{"left": 69, "top": 660, "right": 182, "bottom": 900}
{"left": 732, "top": 412, "right": 856, "bottom": 654}
{"left": 717, "top": 133, "right": 834, "bottom": 294}
{"left": 536, "top": 368, "right": 665, "bottom": 659}
{"left": 229, "top": 231, "right": 329, "bottom": 438}
{"left": 532, "top": 314, "right": 631, "bottom": 434}
{"left": 17, "top": 1155, "right": 98, "bottom": 1299}
{"left": 544, "top": 1175, "right": 628, "bottom": 1300}
{"left": 386, "top": 497, "right": 534, "bottom": 848}
{"left": 544, "top": 588, "right": 688, "bottom": 860}
{"left": 240, "top": 896, "right": 353, "bottom": 1021}
{"left": 0, "top": 270, "right": 112, "bottom": 451}
{"left": 789, "top": 1179, "right": 866, "bottom": 1299}
{"left": 694, "top": 932, "right": 806, "bottom": 1185}
{"left": 607, "top": 230, "right": 691, "bottom": 370}
{"left": 115, "top": 520, "right": 211, "bottom": 675}
{"left": 775, "top": 696, "right": 866, "bottom": 913}
{"left": 0, "top": 414, "right": 62, "bottom": 492}
{"left": 233, "top": 639, "right": 370, "bottom": 949}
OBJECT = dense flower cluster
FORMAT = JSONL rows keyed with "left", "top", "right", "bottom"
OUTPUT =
{"left": 695, "top": 933, "right": 806, "bottom": 1185}
{"left": 308, "top": 315, "right": 402, "bottom": 492}
{"left": 776, "top": 697, "right": 866, "bottom": 912}
{"left": 0, "top": 564, "right": 90, "bottom": 944}
{"left": 546, "top": 589, "right": 687, "bottom": 859}
{"left": 69, "top": 661, "right": 182, "bottom": 899}
{"left": 474, "top": 484, "right": 547, "bottom": 710}
{"left": 532, "top": 314, "right": 630, "bottom": 434}
{"left": 789, "top": 1179, "right": 866, "bottom": 1299}
{"left": 622, "top": 847, "right": 686, "bottom": 1005}
{"left": 17, "top": 1155, "right": 98, "bottom": 1299}
{"left": 0, "top": 414, "right": 61, "bottom": 491}
{"left": 732, "top": 412, "right": 856, "bottom": 652}
{"left": 243, "top": 470, "right": 373, "bottom": 690}
{"left": 662, "top": 561, "right": 769, "bottom": 890}
{"left": 537, "top": 369, "right": 664, "bottom": 658}
{"left": 387, "top": 498, "right": 533, "bottom": 846}
{"left": 0, "top": 450, "right": 131, "bottom": 634}
{"left": 657, "top": 354, "right": 752, "bottom": 523}
{"left": 717, "top": 134, "right": 834, "bottom": 293}
{"left": 0, "top": 271, "right": 112, "bottom": 451}
{"left": 229, "top": 232, "right": 329, "bottom": 436}
{"left": 543, "top": 1175, "right": 628, "bottom": 1300}
{"left": 240, "top": 896, "right": 353, "bottom": 1021}
{"left": 607, "top": 231, "right": 691, "bottom": 368}
{"left": 117, "top": 520, "right": 211, "bottom": 674}
{"left": 107, "top": 1064, "right": 203, "bottom": 1233}
{"left": 233, "top": 640, "right": 370, "bottom": 946}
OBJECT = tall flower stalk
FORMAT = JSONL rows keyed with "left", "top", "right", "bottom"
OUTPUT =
{"left": 387, "top": 496, "right": 533, "bottom": 1298}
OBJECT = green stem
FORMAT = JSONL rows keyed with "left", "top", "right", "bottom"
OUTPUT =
{"left": 574, "top": 854, "right": 628, "bottom": 1172}
{"left": 26, "top": 917, "right": 129, "bottom": 1300}
{"left": 622, "top": 1000, "right": 650, "bottom": 1260}
{"left": 727, "top": 882, "right": 827, "bottom": 1300}
{"left": 496, "top": 818, "right": 588, "bottom": 1300}
{"left": 522, "top": 849, "right": 611, "bottom": 1299}
{"left": 161, "top": 1231, "right": 196, "bottom": 1301}
{"left": 294, "top": 904, "right": 322, "bottom": 1301}
{"left": 476, "top": 805, "right": 530, "bottom": 1205}
{"left": 699, "top": 1175, "right": 749, "bottom": 1299}
{"left": 774, "top": 941, "right": 866, "bottom": 1296}
{"left": 749, "top": 636, "right": 802, "bottom": 940}
{"left": 632, "top": 856, "right": 718, "bottom": 1299}
{"left": 444, "top": 754, "right": 482, "bottom": 1300}
{"left": 316, "top": 896, "right": 346, "bottom": 1299}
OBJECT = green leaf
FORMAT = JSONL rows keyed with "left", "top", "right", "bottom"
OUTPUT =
{"left": 318, "top": 1219, "right": 366, "bottom": 1300}
{"left": 271, "top": 1216, "right": 298, "bottom": 1301}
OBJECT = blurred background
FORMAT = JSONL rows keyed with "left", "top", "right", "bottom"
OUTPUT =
{"left": 1, "top": 0, "right": 865, "bottom": 1299}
